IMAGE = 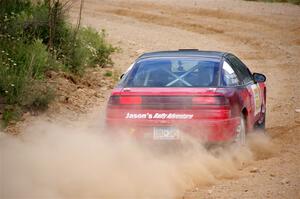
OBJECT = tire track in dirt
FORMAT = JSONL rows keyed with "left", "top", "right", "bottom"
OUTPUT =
{"left": 74, "top": 0, "right": 300, "bottom": 197}
{"left": 92, "top": 1, "right": 297, "bottom": 60}
{"left": 95, "top": 7, "right": 264, "bottom": 54}
{"left": 79, "top": 0, "right": 300, "bottom": 128}
{"left": 115, "top": 1, "right": 281, "bottom": 30}
{"left": 98, "top": 7, "right": 224, "bottom": 34}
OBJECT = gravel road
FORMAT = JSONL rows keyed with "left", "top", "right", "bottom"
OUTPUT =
{"left": 71, "top": 0, "right": 300, "bottom": 198}
{"left": 1, "top": 1, "right": 299, "bottom": 199}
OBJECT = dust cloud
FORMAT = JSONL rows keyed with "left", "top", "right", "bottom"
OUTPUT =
{"left": 0, "top": 114, "right": 274, "bottom": 199}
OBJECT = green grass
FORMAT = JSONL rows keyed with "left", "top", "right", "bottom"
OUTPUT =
{"left": 0, "top": 0, "right": 117, "bottom": 126}
{"left": 104, "top": 71, "right": 113, "bottom": 77}
{"left": 0, "top": 38, "right": 55, "bottom": 126}
{"left": 60, "top": 27, "right": 118, "bottom": 74}
{"left": 245, "top": 0, "right": 300, "bottom": 5}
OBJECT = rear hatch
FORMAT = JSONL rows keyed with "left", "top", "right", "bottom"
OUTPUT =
{"left": 107, "top": 87, "right": 230, "bottom": 126}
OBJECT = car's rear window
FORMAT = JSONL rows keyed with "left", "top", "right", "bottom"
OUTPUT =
{"left": 124, "top": 58, "right": 220, "bottom": 87}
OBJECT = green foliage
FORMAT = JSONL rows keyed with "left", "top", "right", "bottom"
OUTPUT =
{"left": 58, "top": 27, "right": 118, "bottom": 74}
{"left": 2, "top": 106, "right": 22, "bottom": 126}
{"left": 22, "top": 82, "right": 55, "bottom": 111}
{"left": 0, "top": 37, "right": 54, "bottom": 127}
{"left": 0, "top": 0, "right": 32, "bottom": 18}
{"left": 30, "top": 90, "right": 54, "bottom": 111}
{"left": 0, "top": 0, "right": 117, "bottom": 125}
{"left": 18, "top": 2, "right": 50, "bottom": 43}
{"left": 290, "top": 0, "right": 300, "bottom": 4}
{"left": 0, "top": 39, "right": 49, "bottom": 105}
{"left": 104, "top": 71, "right": 113, "bottom": 77}
{"left": 78, "top": 28, "right": 117, "bottom": 67}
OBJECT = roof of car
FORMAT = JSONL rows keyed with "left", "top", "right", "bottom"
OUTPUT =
{"left": 138, "top": 49, "right": 228, "bottom": 60}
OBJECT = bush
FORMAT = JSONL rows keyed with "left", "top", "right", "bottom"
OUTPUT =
{"left": 22, "top": 81, "right": 55, "bottom": 111}
{"left": 0, "top": 0, "right": 31, "bottom": 18}
{"left": 0, "top": 38, "right": 49, "bottom": 103}
{"left": 58, "top": 27, "right": 118, "bottom": 74}
{"left": 104, "top": 71, "right": 113, "bottom": 77}
{"left": 0, "top": 1, "right": 48, "bottom": 43}
{"left": 0, "top": 37, "right": 54, "bottom": 125}
{"left": 78, "top": 28, "right": 117, "bottom": 67}
{"left": 18, "top": 2, "right": 50, "bottom": 43}
{"left": 0, "top": 0, "right": 117, "bottom": 126}
{"left": 2, "top": 105, "right": 23, "bottom": 126}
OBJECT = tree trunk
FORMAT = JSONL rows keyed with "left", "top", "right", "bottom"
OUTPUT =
{"left": 47, "top": 0, "right": 53, "bottom": 51}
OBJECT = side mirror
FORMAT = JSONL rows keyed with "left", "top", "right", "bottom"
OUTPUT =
{"left": 120, "top": 74, "right": 124, "bottom": 79}
{"left": 253, "top": 73, "right": 266, "bottom": 83}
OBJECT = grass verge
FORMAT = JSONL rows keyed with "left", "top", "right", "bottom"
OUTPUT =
{"left": 0, "top": 0, "right": 117, "bottom": 126}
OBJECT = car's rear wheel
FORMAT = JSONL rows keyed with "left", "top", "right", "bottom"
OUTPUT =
{"left": 234, "top": 115, "right": 246, "bottom": 146}
{"left": 256, "top": 112, "right": 266, "bottom": 132}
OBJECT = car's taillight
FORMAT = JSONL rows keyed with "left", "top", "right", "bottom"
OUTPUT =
{"left": 192, "top": 96, "right": 227, "bottom": 105}
{"left": 120, "top": 96, "right": 142, "bottom": 105}
{"left": 108, "top": 96, "right": 142, "bottom": 105}
{"left": 109, "top": 95, "right": 227, "bottom": 106}
{"left": 108, "top": 96, "right": 120, "bottom": 105}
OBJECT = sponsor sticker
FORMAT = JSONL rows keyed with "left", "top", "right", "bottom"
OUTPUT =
{"left": 125, "top": 113, "right": 193, "bottom": 120}
{"left": 251, "top": 84, "right": 261, "bottom": 115}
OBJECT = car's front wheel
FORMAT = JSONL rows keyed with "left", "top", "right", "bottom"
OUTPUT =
{"left": 234, "top": 115, "right": 246, "bottom": 146}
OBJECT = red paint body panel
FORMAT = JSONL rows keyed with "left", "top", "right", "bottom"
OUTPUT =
{"left": 105, "top": 85, "right": 266, "bottom": 142}
{"left": 106, "top": 118, "right": 239, "bottom": 142}
{"left": 105, "top": 51, "right": 267, "bottom": 143}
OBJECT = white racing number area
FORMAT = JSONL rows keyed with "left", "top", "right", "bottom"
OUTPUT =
{"left": 250, "top": 84, "right": 262, "bottom": 116}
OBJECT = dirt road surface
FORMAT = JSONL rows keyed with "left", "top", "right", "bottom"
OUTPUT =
{"left": 70, "top": 0, "right": 300, "bottom": 198}
{"left": 1, "top": 0, "right": 299, "bottom": 199}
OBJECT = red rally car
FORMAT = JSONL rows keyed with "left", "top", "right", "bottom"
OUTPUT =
{"left": 106, "top": 50, "right": 266, "bottom": 144}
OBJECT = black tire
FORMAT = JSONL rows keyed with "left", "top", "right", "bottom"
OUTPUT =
{"left": 234, "top": 114, "right": 246, "bottom": 146}
{"left": 256, "top": 112, "right": 266, "bottom": 132}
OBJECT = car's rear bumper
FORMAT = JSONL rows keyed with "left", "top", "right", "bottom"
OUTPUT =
{"left": 105, "top": 117, "right": 240, "bottom": 142}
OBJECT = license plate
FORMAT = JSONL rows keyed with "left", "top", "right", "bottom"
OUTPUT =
{"left": 153, "top": 127, "right": 180, "bottom": 140}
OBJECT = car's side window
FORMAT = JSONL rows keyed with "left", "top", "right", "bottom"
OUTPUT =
{"left": 228, "top": 55, "right": 254, "bottom": 84}
{"left": 222, "top": 61, "right": 240, "bottom": 86}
